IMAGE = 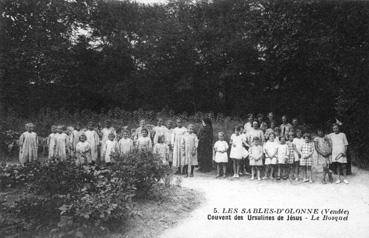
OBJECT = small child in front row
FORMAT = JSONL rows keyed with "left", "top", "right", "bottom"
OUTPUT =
{"left": 181, "top": 124, "right": 199, "bottom": 177}
{"left": 249, "top": 137, "right": 263, "bottom": 180}
{"left": 292, "top": 129, "right": 304, "bottom": 181}
{"left": 153, "top": 135, "right": 170, "bottom": 165}
{"left": 263, "top": 133, "right": 278, "bottom": 179}
{"left": 136, "top": 128, "right": 152, "bottom": 152}
{"left": 102, "top": 133, "right": 118, "bottom": 165}
{"left": 276, "top": 136, "right": 289, "bottom": 180}
{"left": 213, "top": 132, "right": 229, "bottom": 178}
{"left": 229, "top": 126, "right": 244, "bottom": 178}
{"left": 118, "top": 130, "right": 134, "bottom": 156}
{"left": 75, "top": 134, "right": 91, "bottom": 165}
{"left": 286, "top": 134, "right": 296, "bottom": 180}
{"left": 153, "top": 135, "right": 171, "bottom": 184}
{"left": 300, "top": 133, "right": 314, "bottom": 183}
{"left": 47, "top": 125, "right": 57, "bottom": 159}
{"left": 54, "top": 125, "right": 69, "bottom": 161}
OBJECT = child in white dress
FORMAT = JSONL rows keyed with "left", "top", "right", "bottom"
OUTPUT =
{"left": 153, "top": 135, "right": 170, "bottom": 165}
{"left": 54, "top": 125, "right": 68, "bottom": 161}
{"left": 263, "top": 133, "right": 278, "bottom": 179}
{"left": 230, "top": 126, "right": 244, "bottom": 178}
{"left": 19, "top": 123, "right": 38, "bottom": 165}
{"left": 47, "top": 125, "right": 57, "bottom": 159}
{"left": 72, "top": 123, "right": 82, "bottom": 155}
{"left": 85, "top": 122, "right": 100, "bottom": 163}
{"left": 118, "top": 130, "right": 134, "bottom": 156}
{"left": 292, "top": 129, "right": 304, "bottom": 181}
{"left": 213, "top": 132, "right": 229, "bottom": 178}
{"left": 181, "top": 124, "right": 199, "bottom": 177}
{"left": 103, "top": 133, "right": 118, "bottom": 165}
{"left": 249, "top": 137, "right": 263, "bottom": 180}
{"left": 153, "top": 118, "right": 168, "bottom": 145}
{"left": 328, "top": 124, "right": 349, "bottom": 184}
{"left": 76, "top": 134, "right": 91, "bottom": 165}
{"left": 172, "top": 118, "right": 187, "bottom": 174}
{"left": 136, "top": 128, "right": 152, "bottom": 152}
{"left": 100, "top": 120, "right": 116, "bottom": 159}
{"left": 277, "top": 136, "right": 289, "bottom": 180}
{"left": 134, "top": 119, "right": 151, "bottom": 142}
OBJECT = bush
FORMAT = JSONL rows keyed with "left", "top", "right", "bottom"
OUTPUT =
{"left": 0, "top": 161, "right": 42, "bottom": 189}
{"left": 29, "top": 159, "right": 96, "bottom": 196}
{"left": 112, "top": 152, "right": 171, "bottom": 198}
{"left": 0, "top": 151, "right": 170, "bottom": 237}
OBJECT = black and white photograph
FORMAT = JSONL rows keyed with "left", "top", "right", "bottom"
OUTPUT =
{"left": 0, "top": 0, "right": 369, "bottom": 237}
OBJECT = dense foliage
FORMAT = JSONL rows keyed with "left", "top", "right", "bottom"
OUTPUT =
{"left": 0, "top": 0, "right": 368, "bottom": 165}
{"left": 0, "top": 152, "right": 170, "bottom": 237}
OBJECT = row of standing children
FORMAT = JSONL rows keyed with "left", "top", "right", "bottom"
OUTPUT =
{"left": 18, "top": 118, "right": 201, "bottom": 177}
{"left": 18, "top": 114, "right": 349, "bottom": 184}
{"left": 213, "top": 113, "right": 349, "bottom": 184}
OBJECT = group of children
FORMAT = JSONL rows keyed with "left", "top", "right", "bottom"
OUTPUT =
{"left": 17, "top": 112, "right": 349, "bottom": 184}
{"left": 213, "top": 113, "right": 349, "bottom": 184}
{"left": 18, "top": 118, "right": 200, "bottom": 177}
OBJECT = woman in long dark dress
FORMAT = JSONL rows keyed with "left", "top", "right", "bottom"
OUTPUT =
{"left": 197, "top": 118, "right": 213, "bottom": 172}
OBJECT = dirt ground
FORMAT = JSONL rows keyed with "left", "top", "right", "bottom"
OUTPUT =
{"left": 159, "top": 166, "right": 369, "bottom": 238}
{"left": 111, "top": 185, "right": 203, "bottom": 238}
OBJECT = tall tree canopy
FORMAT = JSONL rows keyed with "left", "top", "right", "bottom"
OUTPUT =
{"left": 1, "top": 0, "right": 369, "bottom": 161}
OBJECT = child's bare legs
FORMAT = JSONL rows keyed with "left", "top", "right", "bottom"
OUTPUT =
{"left": 216, "top": 163, "right": 221, "bottom": 177}
{"left": 256, "top": 167, "right": 261, "bottom": 180}
{"left": 283, "top": 164, "right": 288, "bottom": 179}
{"left": 341, "top": 163, "right": 347, "bottom": 178}
{"left": 263, "top": 165, "right": 269, "bottom": 179}
{"left": 251, "top": 166, "right": 255, "bottom": 179}
{"left": 182, "top": 165, "right": 188, "bottom": 176}
{"left": 301, "top": 166, "right": 305, "bottom": 180}
{"left": 336, "top": 163, "right": 348, "bottom": 184}
{"left": 301, "top": 166, "right": 308, "bottom": 181}
{"left": 232, "top": 159, "right": 237, "bottom": 177}
{"left": 288, "top": 164, "right": 294, "bottom": 180}
{"left": 190, "top": 165, "right": 195, "bottom": 177}
{"left": 244, "top": 157, "right": 251, "bottom": 174}
{"left": 322, "top": 165, "right": 328, "bottom": 184}
{"left": 222, "top": 163, "right": 227, "bottom": 177}
{"left": 327, "top": 163, "right": 333, "bottom": 183}
{"left": 307, "top": 166, "right": 312, "bottom": 182}
{"left": 239, "top": 159, "right": 244, "bottom": 175}
{"left": 281, "top": 164, "right": 285, "bottom": 179}
{"left": 294, "top": 162, "right": 300, "bottom": 180}
{"left": 277, "top": 164, "right": 281, "bottom": 179}
{"left": 233, "top": 160, "right": 240, "bottom": 177}
{"left": 270, "top": 165, "right": 275, "bottom": 179}
{"left": 336, "top": 163, "right": 341, "bottom": 182}
{"left": 236, "top": 160, "right": 240, "bottom": 177}
{"left": 283, "top": 165, "right": 288, "bottom": 179}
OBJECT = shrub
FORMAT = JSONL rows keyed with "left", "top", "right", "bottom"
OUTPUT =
{"left": 29, "top": 159, "right": 96, "bottom": 196}
{"left": 0, "top": 151, "right": 170, "bottom": 237}
{"left": 0, "top": 161, "right": 42, "bottom": 189}
{"left": 112, "top": 152, "right": 171, "bottom": 198}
